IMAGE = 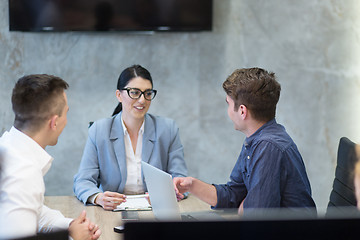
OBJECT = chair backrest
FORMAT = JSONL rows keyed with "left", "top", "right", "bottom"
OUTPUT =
{"left": 124, "top": 218, "right": 360, "bottom": 240}
{"left": 12, "top": 230, "right": 69, "bottom": 240}
{"left": 37, "top": 230, "right": 68, "bottom": 240}
{"left": 327, "top": 137, "right": 358, "bottom": 210}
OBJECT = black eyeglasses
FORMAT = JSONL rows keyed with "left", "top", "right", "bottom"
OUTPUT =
{"left": 122, "top": 88, "right": 157, "bottom": 101}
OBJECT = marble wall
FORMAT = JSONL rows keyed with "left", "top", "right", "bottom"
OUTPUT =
{"left": 1, "top": 0, "right": 360, "bottom": 212}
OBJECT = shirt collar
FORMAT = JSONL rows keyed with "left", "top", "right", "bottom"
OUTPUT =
{"left": 8, "top": 126, "right": 54, "bottom": 176}
{"left": 121, "top": 115, "right": 145, "bottom": 136}
{"left": 244, "top": 118, "right": 276, "bottom": 148}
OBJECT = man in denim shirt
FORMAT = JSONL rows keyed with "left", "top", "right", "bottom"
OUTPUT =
{"left": 174, "top": 68, "right": 316, "bottom": 212}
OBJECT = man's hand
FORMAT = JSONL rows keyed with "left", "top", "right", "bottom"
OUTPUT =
{"left": 95, "top": 191, "right": 126, "bottom": 210}
{"left": 173, "top": 177, "right": 218, "bottom": 206}
{"left": 173, "top": 177, "right": 193, "bottom": 200}
{"left": 69, "top": 210, "right": 101, "bottom": 240}
{"left": 238, "top": 198, "right": 245, "bottom": 215}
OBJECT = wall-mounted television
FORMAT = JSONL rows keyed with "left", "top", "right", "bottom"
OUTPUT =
{"left": 9, "top": 0, "right": 213, "bottom": 32}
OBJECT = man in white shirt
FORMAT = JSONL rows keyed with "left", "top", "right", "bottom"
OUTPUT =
{"left": 0, "top": 74, "right": 101, "bottom": 239}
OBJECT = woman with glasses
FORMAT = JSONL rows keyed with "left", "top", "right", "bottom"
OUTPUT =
{"left": 73, "top": 65, "right": 188, "bottom": 210}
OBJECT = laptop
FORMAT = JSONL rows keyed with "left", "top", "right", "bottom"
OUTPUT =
{"left": 141, "top": 161, "right": 224, "bottom": 221}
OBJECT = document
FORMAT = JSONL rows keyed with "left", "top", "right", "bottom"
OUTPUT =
{"left": 114, "top": 194, "right": 152, "bottom": 211}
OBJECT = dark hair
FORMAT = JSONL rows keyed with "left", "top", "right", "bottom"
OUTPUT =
{"left": 222, "top": 67, "right": 281, "bottom": 122}
{"left": 12, "top": 74, "right": 69, "bottom": 132}
{"left": 112, "top": 65, "right": 153, "bottom": 116}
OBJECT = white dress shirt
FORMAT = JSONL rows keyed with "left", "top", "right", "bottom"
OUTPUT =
{"left": 0, "top": 127, "right": 72, "bottom": 239}
{"left": 122, "top": 117, "right": 145, "bottom": 195}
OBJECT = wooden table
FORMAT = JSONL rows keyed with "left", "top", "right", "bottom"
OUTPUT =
{"left": 45, "top": 195, "right": 211, "bottom": 240}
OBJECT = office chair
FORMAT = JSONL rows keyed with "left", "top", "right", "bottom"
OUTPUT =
{"left": 327, "top": 137, "right": 358, "bottom": 211}
{"left": 12, "top": 230, "right": 69, "bottom": 240}
{"left": 124, "top": 218, "right": 360, "bottom": 240}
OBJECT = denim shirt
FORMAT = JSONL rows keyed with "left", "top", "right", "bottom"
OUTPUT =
{"left": 213, "top": 119, "right": 316, "bottom": 210}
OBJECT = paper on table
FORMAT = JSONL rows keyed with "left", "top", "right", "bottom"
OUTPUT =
{"left": 114, "top": 195, "right": 152, "bottom": 211}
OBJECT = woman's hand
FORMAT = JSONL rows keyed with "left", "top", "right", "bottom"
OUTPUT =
{"left": 95, "top": 191, "right": 126, "bottom": 210}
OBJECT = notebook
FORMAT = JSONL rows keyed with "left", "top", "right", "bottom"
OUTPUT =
{"left": 141, "top": 161, "right": 223, "bottom": 221}
{"left": 114, "top": 194, "right": 152, "bottom": 211}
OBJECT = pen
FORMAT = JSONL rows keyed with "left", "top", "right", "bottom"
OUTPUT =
{"left": 126, "top": 194, "right": 149, "bottom": 199}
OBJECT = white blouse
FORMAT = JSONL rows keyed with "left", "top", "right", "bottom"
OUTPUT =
{"left": 121, "top": 116, "right": 145, "bottom": 195}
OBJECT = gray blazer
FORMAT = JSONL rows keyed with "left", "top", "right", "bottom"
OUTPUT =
{"left": 73, "top": 112, "right": 188, "bottom": 204}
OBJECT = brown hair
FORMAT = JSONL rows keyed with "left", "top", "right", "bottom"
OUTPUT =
{"left": 12, "top": 74, "right": 69, "bottom": 131}
{"left": 222, "top": 67, "right": 281, "bottom": 122}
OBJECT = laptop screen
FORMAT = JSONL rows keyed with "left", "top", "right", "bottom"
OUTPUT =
{"left": 141, "top": 161, "right": 181, "bottom": 220}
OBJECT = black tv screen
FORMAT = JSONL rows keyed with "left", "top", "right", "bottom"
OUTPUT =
{"left": 9, "top": 0, "right": 213, "bottom": 32}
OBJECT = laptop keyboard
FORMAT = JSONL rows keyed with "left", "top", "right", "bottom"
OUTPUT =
{"left": 122, "top": 211, "right": 140, "bottom": 220}
{"left": 181, "top": 214, "right": 197, "bottom": 221}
